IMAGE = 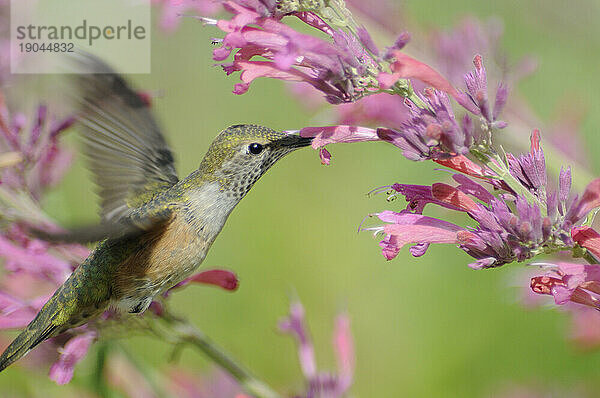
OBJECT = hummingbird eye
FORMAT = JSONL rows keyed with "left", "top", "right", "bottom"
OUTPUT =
{"left": 248, "top": 143, "right": 264, "bottom": 155}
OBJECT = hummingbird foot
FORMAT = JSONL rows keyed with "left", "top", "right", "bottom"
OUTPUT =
{"left": 117, "top": 295, "right": 154, "bottom": 314}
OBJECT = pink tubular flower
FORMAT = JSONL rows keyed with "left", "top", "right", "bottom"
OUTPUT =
{"left": 366, "top": 132, "right": 600, "bottom": 268}
{"left": 160, "top": 300, "right": 356, "bottom": 398}
{"left": 433, "top": 155, "right": 492, "bottom": 179}
{"left": 381, "top": 51, "right": 479, "bottom": 114}
{"left": 164, "top": 268, "right": 239, "bottom": 297}
{"left": 530, "top": 263, "right": 600, "bottom": 311}
{"left": 211, "top": 2, "right": 386, "bottom": 104}
{"left": 298, "top": 125, "right": 379, "bottom": 163}
{"left": 333, "top": 313, "right": 354, "bottom": 392}
{"left": 0, "top": 291, "right": 42, "bottom": 330}
{"left": 49, "top": 332, "right": 96, "bottom": 385}
{"left": 279, "top": 301, "right": 355, "bottom": 398}
{"left": 365, "top": 210, "right": 463, "bottom": 260}
{"left": 318, "top": 148, "right": 332, "bottom": 165}
{"left": 571, "top": 226, "right": 600, "bottom": 260}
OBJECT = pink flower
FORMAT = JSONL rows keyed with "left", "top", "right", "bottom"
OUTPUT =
{"left": 279, "top": 301, "right": 316, "bottom": 378}
{"left": 567, "top": 178, "right": 600, "bottom": 224}
{"left": 298, "top": 125, "right": 379, "bottom": 164}
{"left": 530, "top": 262, "right": 600, "bottom": 311}
{"left": 365, "top": 211, "right": 463, "bottom": 260}
{"left": 571, "top": 226, "right": 600, "bottom": 260}
{"left": 319, "top": 148, "right": 331, "bottom": 165}
{"left": 381, "top": 51, "right": 479, "bottom": 114}
{"left": 49, "top": 332, "right": 96, "bottom": 385}
{"left": 213, "top": 3, "right": 381, "bottom": 104}
{"left": 300, "top": 125, "right": 379, "bottom": 147}
{"left": 165, "top": 268, "right": 239, "bottom": 297}
{"left": 367, "top": 133, "right": 600, "bottom": 267}
{"left": 462, "top": 54, "right": 508, "bottom": 127}
{"left": 433, "top": 155, "right": 492, "bottom": 179}
{"left": 279, "top": 301, "right": 355, "bottom": 397}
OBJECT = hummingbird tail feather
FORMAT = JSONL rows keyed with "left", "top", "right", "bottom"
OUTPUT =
{"left": 0, "top": 268, "right": 108, "bottom": 372}
{"left": 0, "top": 314, "right": 59, "bottom": 372}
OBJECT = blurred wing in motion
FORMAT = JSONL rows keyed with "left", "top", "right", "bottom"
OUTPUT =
{"left": 72, "top": 53, "right": 179, "bottom": 222}
{"left": 39, "top": 53, "right": 180, "bottom": 243}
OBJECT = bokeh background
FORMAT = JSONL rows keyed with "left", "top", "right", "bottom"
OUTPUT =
{"left": 3, "top": 0, "right": 600, "bottom": 396}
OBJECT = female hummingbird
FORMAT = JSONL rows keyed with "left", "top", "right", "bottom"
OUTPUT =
{"left": 0, "top": 55, "right": 312, "bottom": 371}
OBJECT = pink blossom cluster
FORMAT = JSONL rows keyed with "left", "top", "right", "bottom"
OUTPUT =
{"left": 204, "top": 1, "right": 600, "bottom": 320}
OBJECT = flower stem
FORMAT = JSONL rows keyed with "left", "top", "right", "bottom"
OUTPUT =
{"left": 157, "top": 312, "right": 282, "bottom": 398}
{"left": 93, "top": 342, "right": 112, "bottom": 398}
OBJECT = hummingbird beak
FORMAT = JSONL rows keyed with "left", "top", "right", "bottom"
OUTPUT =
{"left": 273, "top": 131, "right": 313, "bottom": 149}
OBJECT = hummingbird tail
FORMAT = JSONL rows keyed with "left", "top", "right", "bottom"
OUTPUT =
{"left": 0, "top": 270, "right": 94, "bottom": 373}
{"left": 0, "top": 310, "right": 60, "bottom": 372}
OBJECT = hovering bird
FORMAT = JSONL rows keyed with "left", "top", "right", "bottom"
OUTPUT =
{"left": 0, "top": 55, "right": 312, "bottom": 372}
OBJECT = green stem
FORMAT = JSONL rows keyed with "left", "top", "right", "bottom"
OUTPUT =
{"left": 93, "top": 342, "right": 111, "bottom": 398}
{"left": 157, "top": 313, "right": 282, "bottom": 398}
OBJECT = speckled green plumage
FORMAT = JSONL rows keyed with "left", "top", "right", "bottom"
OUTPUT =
{"left": 196, "top": 125, "right": 285, "bottom": 179}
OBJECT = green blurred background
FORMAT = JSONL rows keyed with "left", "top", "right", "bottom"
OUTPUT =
{"left": 4, "top": 0, "right": 600, "bottom": 396}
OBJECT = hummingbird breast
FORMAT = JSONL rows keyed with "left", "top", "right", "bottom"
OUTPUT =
{"left": 112, "top": 211, "right": 209, "bottom": 313}
{"left": 111, "top": 180, "right": 239, "bottom": 314}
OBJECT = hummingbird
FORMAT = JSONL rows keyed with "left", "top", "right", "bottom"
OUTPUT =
{"left": 0, "top": 55, "right": 312, "bottom": 372}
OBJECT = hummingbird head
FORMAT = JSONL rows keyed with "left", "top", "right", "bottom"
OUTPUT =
{"left": 197, "top": 124, "right": 312, "bottom": 199}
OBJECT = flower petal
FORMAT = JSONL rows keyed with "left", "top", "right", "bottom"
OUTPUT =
{"left": 385, "top": 51, "right": 480, "bottom": 114}
{"left": 572, "top": 226, "right": 600, "bottom": 260}
{"left": 433, "top": 155, "right": 491, "bottom": 179}
{"left": 279, "top": 301, "right": 316, "bottom": 378}
{"left": 431, "top": 183, "right": 479, "bottom": 212}
{"left": 49, "top": 332, "right": 95, "bottom": 385}
{"left": 299, "top": 125, "right": 379, "bottom": 149}
{"left": 378, "top": 213, "right": 463, "bottom": 260}
{"left": 319, "top": 148, "right": 331, "bottom": 165}
{"left": 188, "top": 269, "right": 239, "bottom": 291}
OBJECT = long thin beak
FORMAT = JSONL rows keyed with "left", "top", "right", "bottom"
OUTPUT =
{"left": 273, "top": 132, "right": 313, "bottom": 149}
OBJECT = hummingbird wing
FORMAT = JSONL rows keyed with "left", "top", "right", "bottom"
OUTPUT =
{"left": 73, "top": 53, "right": 180, "bottom": 224}
{"left": 32, "top": 54, "right": 181, "bottom": 243}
